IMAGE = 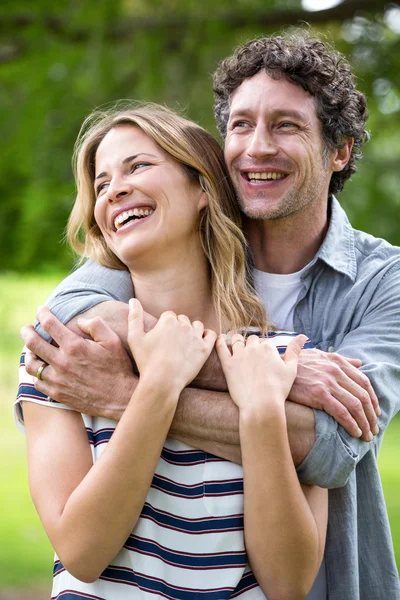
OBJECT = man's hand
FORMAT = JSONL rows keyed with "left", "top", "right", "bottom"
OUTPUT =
{"left": 289, "top": 349, "right": 380, "bottom": 442}
{"left": 20, "top": 305, "right": 136, "bottom": 420}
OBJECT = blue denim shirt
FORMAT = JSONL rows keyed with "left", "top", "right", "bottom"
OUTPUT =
{"left": 38, "top": 197, "right": 400, "bottom": 599}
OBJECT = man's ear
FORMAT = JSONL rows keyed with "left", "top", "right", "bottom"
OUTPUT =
{"left": 332, "top": 137, "right": 354, "bottom": 172}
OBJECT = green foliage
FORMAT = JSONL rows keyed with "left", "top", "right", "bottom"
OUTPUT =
{"left": 0, "top": 1, "right": 399, "bottom": 272}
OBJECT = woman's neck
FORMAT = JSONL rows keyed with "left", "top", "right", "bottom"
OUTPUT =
{"left": 128, "top": 250, "right": 219, "bottom": 330}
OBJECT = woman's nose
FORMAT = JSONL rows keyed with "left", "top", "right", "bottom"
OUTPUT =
{"left": 106, "top": 180, "right": 133, "bottom": 204}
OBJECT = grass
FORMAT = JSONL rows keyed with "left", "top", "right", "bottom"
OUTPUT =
{"left": 1, "top": 272, "right": 399, "bottom": 590}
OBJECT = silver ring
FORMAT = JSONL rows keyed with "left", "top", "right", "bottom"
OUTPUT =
{"left": 36, "top": 362, "right": 48, "bottom": 381}
{"left": 231, "top": 339, "right": 245, "bottom": 347}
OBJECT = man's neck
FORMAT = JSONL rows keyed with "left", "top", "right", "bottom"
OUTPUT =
{"left": 244, "top": 200, "right": 329, "bottom": 274}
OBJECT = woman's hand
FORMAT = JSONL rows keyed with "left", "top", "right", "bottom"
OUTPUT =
{"left": 216, "top": 333, "right": 307, "bottom": 411}
{"left": 128, "top": 299, "right": 217, "bottom": 395}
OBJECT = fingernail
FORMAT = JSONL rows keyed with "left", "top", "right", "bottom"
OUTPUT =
{"left": 373, "top": 425, "right": 379, "bottom": 435}
{"left": 376, "top": 406, "right": 381, "bottom": 416}
{"left": 366, "top": 432, "right": 373, "bottom": 442}
{"left": 129, "top": 298, "right": 136, "bottom": 309}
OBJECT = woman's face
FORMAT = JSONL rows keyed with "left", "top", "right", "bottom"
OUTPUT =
{"left": 93, "top": 125, "right": 207, "bottom": 269}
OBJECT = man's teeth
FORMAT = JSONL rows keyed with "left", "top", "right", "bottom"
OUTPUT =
{"left": 247, "top": 172, "right": 286, "bottom": 181}
{"left": 114, "top": 208, "right": 154, "bottom": 230}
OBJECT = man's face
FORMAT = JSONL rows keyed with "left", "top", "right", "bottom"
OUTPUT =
{"left": 224, "top": 71, "right": 334, "bottom": 221}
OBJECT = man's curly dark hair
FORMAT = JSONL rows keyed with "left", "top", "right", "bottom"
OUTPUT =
{"left": 213, "top": 30, "right": 369, "bottom": 195}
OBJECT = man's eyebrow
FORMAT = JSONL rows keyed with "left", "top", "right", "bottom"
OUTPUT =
{"left": 94, "top": 153, "right": 158, "bottom": 181}
{"left": 228, "top": 108, "right": 307, "bottom": 122}
{"left": 228, "top": 108, "right": 253, "bottom": 122}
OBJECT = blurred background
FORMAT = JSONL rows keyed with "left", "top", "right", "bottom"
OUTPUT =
{"left": 1, "top": 0, "right": 399, "bottom": 596}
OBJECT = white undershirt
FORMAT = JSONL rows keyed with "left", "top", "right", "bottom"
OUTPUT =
{"left": 254, "top": 259, "right": 327, "bottom": 600}
{"left": 253, "top": 260, "right": 315, "bottom": 331}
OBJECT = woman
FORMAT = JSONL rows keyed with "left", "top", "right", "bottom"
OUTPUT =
{"left": 16, "top": 104, "right": 327, "bottom": 599}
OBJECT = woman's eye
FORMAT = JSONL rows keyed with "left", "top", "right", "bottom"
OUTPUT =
{"left": 96, "top": 182, "right": 109, "bottom": 196}
{"left": 131, "top": 162, "right": 151, "bottom": 171}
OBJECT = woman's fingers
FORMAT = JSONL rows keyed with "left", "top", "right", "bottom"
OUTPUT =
{"left": 203, "top": 329, "right": 218, "bottom": 353}
{"left": 128, "top": 298, "right": 145, "bottom": 343}
{"left": 192, "top": 320, "right": 205, "bottom": 337}
{"left": 77, "top": 315, "right": 119, "bottom": 343}
{"left": 216, "top": 333, "right": 231, "bottom": 361}
{"left": 230, "top": 333, "right": 246, "bottom": 353}
{"left": 283, "top": 335, "right": 308, "bottom": 369}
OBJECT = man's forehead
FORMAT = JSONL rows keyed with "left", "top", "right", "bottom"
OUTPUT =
{"left": 228, "top": 70, "right": 316, "bottom": 118}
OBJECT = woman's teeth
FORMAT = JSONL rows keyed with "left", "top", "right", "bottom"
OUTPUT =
{"left": 114, "top": 208, "right": 154, "bottom": 230}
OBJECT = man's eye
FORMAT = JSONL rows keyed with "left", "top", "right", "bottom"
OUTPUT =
{"left": 231, "top": 120, "right": 250, "bottom": 129}
{"left": 279, "top": 122, "right": 297, "bottom": 129}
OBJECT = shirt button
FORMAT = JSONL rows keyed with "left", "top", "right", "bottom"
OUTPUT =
{"left": 328, "top": 346, "right": 335, "bottom": 353}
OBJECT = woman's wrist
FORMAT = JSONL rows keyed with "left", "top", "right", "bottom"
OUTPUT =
{"left": 135, "top": 373, "right": 183, "bottom": 406}
{"left": 239, "top": 399, "right": 287, "bottom": 431}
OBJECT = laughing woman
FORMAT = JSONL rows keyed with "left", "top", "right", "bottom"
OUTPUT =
{"left": 16, "top": 104, "right": 327, "bottom": 600}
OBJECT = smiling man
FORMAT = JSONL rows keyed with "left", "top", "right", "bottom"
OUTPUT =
{"left": 19, "top": 31, "right": 400, "bottom": 599}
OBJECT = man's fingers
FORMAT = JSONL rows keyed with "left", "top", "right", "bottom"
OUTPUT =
{"left": 330, "top": 385, "right": 375, "bottom": 441}
{"left": 320, "top": 396, "right": 364, "bottom": 439}
{"left": 20, "top": 325, "right": 59, "bottom": 365}
{"left": 340, "top": 363, "right": 380, "bottom": 420}
{"left": 345, "top": 357, "right": 363, "bottom": 367}
{"left": 329, "top": 352, "right": 379, "bottom": 416}
{"left": 35, "top": 305, "right": 76, "bottom": 347}
{"left": 25, "top": 351, "right": 49, "bottom": 379}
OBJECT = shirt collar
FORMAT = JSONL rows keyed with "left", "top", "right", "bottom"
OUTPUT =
{"left": 314, "top": 196, "right": 357, "bottom": 282}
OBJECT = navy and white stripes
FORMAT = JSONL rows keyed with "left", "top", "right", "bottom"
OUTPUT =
{"left": 15, "top": 332, "right": 305, "bottom": 599}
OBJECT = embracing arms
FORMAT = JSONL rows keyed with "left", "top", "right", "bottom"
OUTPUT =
{"left": 22, "top": 296, "right": 378, "bottom": 467}
{"left": 23, "top": 301, "right": 216, "bottom": 582}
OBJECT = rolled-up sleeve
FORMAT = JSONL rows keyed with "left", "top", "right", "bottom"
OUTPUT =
{"left": 36, "top": 260, "right": 134, "bottom": 341}
{"left": 296, "top": 409, "right": 360, "bottom": 488}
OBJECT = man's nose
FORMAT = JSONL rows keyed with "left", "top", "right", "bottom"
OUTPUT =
{"left": 246, "top": 124, "right": 278, "bottom": 159}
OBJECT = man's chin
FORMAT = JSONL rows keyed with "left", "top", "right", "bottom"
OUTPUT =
{"left": 240, "top": 202, "right": 285, "bottom": 221}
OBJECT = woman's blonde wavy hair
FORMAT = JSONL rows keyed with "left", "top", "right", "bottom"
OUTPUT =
{"left": 68, "top": 102, "right": 268, "bottom": 333}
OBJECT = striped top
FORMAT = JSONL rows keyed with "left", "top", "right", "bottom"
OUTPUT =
{"left": 15, "top": 332, "right": 312, "bottom": 600}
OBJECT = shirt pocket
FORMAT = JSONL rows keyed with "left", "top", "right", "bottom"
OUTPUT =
{"left": 315, "top": 330, "right": 349, "bottom": 353}
{"left": 202, "top": 455, "right": 244, "bottom": 517}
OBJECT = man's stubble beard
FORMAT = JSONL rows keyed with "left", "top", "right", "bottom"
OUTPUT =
{"left": 236, "top": 162, "right": 331, "bottom": 222}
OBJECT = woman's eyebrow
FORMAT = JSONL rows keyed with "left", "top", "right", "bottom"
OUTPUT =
{"left": 95, "top": 153, "right": 158, "bottom": 181}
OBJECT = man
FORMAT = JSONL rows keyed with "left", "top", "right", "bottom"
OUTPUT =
{"left": 20, "top": 31, "right": 400, "bottom": 599}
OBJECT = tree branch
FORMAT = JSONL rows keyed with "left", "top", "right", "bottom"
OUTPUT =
{"left": 0, "top": 0, "right": 398, "bottom": 42}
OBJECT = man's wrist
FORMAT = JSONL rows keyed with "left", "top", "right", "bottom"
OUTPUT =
{"left": 191, "top": 348, "right": 227, "bottom": 392}
{"left": 285, "top": 401, "right": 316, "bottom": 466}
{"left": 106, "top": 372, "right": 139, "bottom": 420}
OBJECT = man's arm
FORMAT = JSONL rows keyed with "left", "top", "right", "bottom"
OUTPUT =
{"left": 35, "top": 260, "right": 133, "bottom": 342}
{"left": 22, "top": 260, "right": 381, "bottom": 474}
{"left": 298, "top": 263, "right": 400, "bottom": 488}
{"left": 23, "top": 310, "right": 316, "bottom": 467}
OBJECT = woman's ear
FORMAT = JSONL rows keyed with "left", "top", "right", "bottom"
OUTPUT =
{"left": 197, "top": 176, "right": 209, "bottom": 210}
